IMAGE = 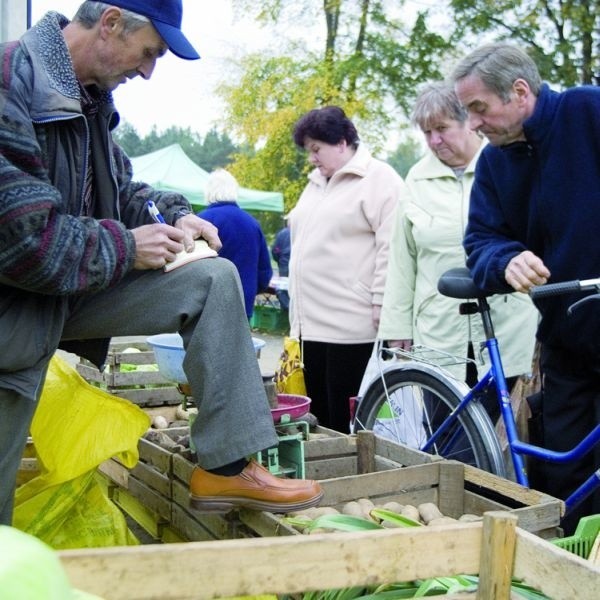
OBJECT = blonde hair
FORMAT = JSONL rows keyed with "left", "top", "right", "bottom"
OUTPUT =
{"left": 204, "top": 169, "right": 239, "bottom": 204}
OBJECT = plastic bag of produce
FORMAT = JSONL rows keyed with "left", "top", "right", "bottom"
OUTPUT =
{"left": 13, "top": 355, "right": 150, "bottom": 549}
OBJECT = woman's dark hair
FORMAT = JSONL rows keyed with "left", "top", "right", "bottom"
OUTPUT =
{"left": 293, "top": 106, "right": 359, "bottom": 149}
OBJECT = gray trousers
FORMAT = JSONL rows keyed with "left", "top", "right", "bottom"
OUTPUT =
{"left": 0, "top": 258, "right": 277, "bottom": 525}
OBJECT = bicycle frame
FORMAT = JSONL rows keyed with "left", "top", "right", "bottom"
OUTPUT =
{"left": 471, "top": 293, "right": 600, "bottom": 515}
{"left": 362, "top": 267, "right": 600, "bottom": 515}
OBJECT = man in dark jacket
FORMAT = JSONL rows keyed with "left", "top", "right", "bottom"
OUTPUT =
{"left": 451, "top": 42, "right": 600, "bottom": 534}
{"left": 271, "top": 219, "right": 291, "bottom": 312}
{"left": 0, "top": 0, "right": 322, "bottom": 526}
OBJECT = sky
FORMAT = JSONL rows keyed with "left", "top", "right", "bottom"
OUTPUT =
{"left": 30, "top": 1, "right": 435, "bottom": 144}
{"left": 31, "top": 0, "right": 293, "bottom": 136}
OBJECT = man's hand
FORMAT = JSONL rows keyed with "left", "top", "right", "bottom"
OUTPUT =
{"left": 175, "top": 214, "right": 222, "bottom": 252}
{"left": 505, "top": 250, "right": 551, "bottom": 292}
{"left": 132, "top": 224, "right": 186, "bottom": 270}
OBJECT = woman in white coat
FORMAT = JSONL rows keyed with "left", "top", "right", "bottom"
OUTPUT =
{"left": 378, "top": 82, "right": 538, "bottom": 397}
{"left": 289, "top": 106, "right": 405, "bottom": 432}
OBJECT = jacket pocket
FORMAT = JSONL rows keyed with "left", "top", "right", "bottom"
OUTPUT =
{"left": 0, "top": 292, "right": 60, "bottom": 371}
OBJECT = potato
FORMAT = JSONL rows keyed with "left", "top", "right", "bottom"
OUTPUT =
{"left": 151, "top": 414, "right": 169, "bottom": 429}
{"left": 418, "top": 502, "right": 444, "bottom": 525}
{"left": 458, "top": 513, "right": 483, "bottom": 522}
{"left": 380, "top": 519, "right": 403, "bottom": 529}
{"left": 356, "top": 497, "right": 377, "bottom": 521}
{"left": 427, "top": 516, "right": 459, "bottom": 527}
{"left": 341, "top": 501, "right": 364, "bottom": 517}
{"left": 400, "top": 504, "right": 421, "bottom": 523}
{"left": 379, "top": 501, "right": 404, "bottom": 515}
{"left": 310, "top": 506, "right": 340, "bottom": 517}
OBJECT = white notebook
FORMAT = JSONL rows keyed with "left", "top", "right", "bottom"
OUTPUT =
{"left": 164, "top": 239, "right": 218, "bottom": 272}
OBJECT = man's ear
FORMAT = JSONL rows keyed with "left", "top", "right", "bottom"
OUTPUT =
{"left": 98, "top": 7, "right": 123, "bottom": 40}
{"left": 512, "top": 78, "right": 531, "bottom": 104}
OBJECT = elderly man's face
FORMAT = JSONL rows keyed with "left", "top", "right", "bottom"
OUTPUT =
{"left": 455, "top": 75, "right": 528, "bottom": 147}
{"left": 88, "top": 22, "right": 168, "bottom": 91}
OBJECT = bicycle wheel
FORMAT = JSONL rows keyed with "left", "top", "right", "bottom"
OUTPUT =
{"left": 354, "top": 363, "right": 506, "bottom": 476}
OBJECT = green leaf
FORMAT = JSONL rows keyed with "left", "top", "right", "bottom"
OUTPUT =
{"left": 305, "top": 514, "right": 384, "bottom": 532}
{"left": 370, "top": 508, "right": 422, "bottom": 528}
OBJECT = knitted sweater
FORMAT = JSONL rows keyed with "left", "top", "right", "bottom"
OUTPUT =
{"left": 464, "top": 83, "right": 600, "bottom": 357}
{"left": 0, "top": 12, "right": 191, "bottom": 392}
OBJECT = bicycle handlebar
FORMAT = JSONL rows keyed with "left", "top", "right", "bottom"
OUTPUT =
{"left": 530, "top": 277, "right": 600, "bottom": 299}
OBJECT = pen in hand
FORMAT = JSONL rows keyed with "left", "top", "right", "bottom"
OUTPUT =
{"left": 146, "top": 200, "right": 166, "bottom": 224}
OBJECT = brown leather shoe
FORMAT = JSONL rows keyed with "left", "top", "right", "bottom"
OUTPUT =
{"left": 189, "top": 459, "right": 324, "bottom": 513}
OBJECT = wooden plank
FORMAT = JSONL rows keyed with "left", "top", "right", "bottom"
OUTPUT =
{"left": 374, "top": 435, "right": 438, "bottom": 466}
{"left": 127, "top": 477, "right": 171, "bottom": 522}
{"left": 110, "top": 487, "right": 166, "bottom": 540}
{"left": 464, "top": 464, "right": 563, "bottom": 510}
{"left": 138, "top": 438, "right": 174, "bottom": 475}
{"left": 129, "top": 461, "right": 171, "bottom": 498}
{"left": 356, "top": 430, "right": 376, "bottom": 474}
{"left": 304, "top": 456, "right": 358, "bottom": 480}
{"left": 477, "top": 511, "right": 518, "bottom": 599}
{"left": 513, "top": 526, "right": 600, "bottom": 599}
{"left": 59, "top": 521, "right": 483, "bottom": 600}
{"left": 238, "top": 508, "right": 298, "bottom": 537}
{"left": 99, "top": 460, "right": 130, "bottom": 489}
{"left": 170, "top": 504, "right": 216, "bottom": 542}
{"left": 437, "top": 461, "right": 466, "bottom": 518}
{"left": 303, "top": 435, "right": 357, "bottom": 459}
{"left": 320, "top": 463, "right": 441, "bottom": 505}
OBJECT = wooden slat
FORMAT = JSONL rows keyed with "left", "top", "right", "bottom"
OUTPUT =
{"left": 513, "top": 526, "right": 600, "bottom": 599}
{"left": 477, "top": 511, "right": 518, "bottom": 599}
{"left": 59, "top": 522, "right": 483, "bottom": 600}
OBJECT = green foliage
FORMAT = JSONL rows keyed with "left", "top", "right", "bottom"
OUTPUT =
{"left": 113, "top": 123, "right": 241, "bottom": 170}
{"left": 449, "top": 0, "right": 600, "bottom": 86}
{"left": 386, "top": 135, "right": 424, "bottom": 178}
{"left": 224, "top": 1, "right": 453, "bottom": 211}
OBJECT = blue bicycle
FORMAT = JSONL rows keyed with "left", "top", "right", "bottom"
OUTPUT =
{"left": 354, "top": 267, "right": 600, "bottom": 515}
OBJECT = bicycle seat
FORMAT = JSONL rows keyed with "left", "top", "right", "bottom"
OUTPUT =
{"left": 438, "top": 267, "right": 490, "bottom": 299}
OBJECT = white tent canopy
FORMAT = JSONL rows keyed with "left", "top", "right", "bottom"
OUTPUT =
{"left": 130, "top": 144, "right": 284, "bottom": 213}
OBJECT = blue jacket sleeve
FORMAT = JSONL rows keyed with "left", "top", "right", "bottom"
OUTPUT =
{"left": 464, "top": 154, "right": 527, "bottom": 293}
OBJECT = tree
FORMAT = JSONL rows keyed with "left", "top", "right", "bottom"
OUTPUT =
{"left": 448, "top": 0, "right": 600, "bottom": 86}
{"left": 113, "top": 123, "right": 241, "bottom": 170}
{"left": 386, "top": 135, "right": 424, "bottom": 178}
{"left": 223, "top": 0, "right": 451, "bottom": 209}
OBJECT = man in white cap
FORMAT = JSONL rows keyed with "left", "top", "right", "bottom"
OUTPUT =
{"left": 0, "top": 1, "right": 322, "bottom": 527}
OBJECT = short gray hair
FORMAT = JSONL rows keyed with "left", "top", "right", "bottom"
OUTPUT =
{"left": 205, "top": 169, "right": 239, "bottom": 204}
{"left": 450, "top": 43, "right": 542, "bottom": 102}
{"left": 73, "top": 2, "right": 150, "bottom": 34}
{"left": 411, "top": 81, "right": 468, "bottom": 130}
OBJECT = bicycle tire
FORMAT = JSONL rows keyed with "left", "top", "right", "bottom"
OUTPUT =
{"left": 354, "top": 363, "right": 506, "bottom": 476}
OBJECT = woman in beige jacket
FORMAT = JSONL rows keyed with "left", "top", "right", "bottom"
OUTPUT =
{"left": 289, "top": 106, "right": 405, "bottom": 432}
{"left": 378, "top": 82, "right": 538, "bottom": 396}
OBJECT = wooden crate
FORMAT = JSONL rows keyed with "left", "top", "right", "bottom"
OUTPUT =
{"left": 240, "top": 460, "right": 563, "bottom": 539}
{"left": 58, "top": 511, "right": 600, "bottom": 600}
{"left": 98, "top": 426, "right": 249, "bottom": 543}
{"left": 76, "top": 341, "right": 182, "bottom": 407}
{"left": 303, "top": 429, "right": 437, "bottom": 479}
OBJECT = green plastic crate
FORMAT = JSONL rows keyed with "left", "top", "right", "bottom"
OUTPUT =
{"left": 552, "top": 514, "right": 600, "bottom": 558}
{"left": 250, "top": 304, "right": 289, "bottom": 334}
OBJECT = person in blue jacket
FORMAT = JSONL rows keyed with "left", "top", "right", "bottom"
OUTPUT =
{"left": 271, "top": 219, "right": 291, "bottom": 312}
{"left": 198, "top": 169, "right": 273, "bottom": 319}
{"left": 451, "top": 42, "right": 600, "bottom": 534}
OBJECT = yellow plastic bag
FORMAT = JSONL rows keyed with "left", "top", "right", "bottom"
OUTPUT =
{"left": 273, "top": 336, "right": 307, "bottom": 396}
{"left": 13, "top": 355, "right": 150, "bottom": 549}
